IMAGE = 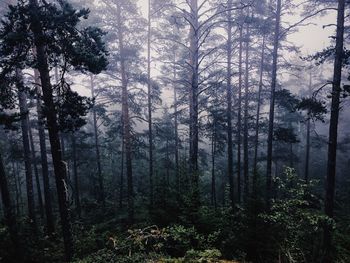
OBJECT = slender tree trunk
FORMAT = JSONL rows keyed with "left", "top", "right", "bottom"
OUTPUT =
{"left": 116, "top": 2, "right": 134, "bottom": 223}
{"left": 119, "top": 139, "right": 124, "bottom": 209}
{"left": 12, "top": 161, "right": 20, "bottom": 216}
{"left": 226, "top": 0, "right": 235, "bottom": 209}
{"left": 189, "top": 0, "right": 200, "bottom": 193}
{"left": 28, "top": 118, "right": 44, "bottom": 219}
{"left": 17, "top": 74, "right": 37, "bottom": 231}
{"left": 237, "top": 26, "right": 243, "bottom": 204}
{"left": 243, "top": 12, "right": 251, "bottom": 201}
{"left": 147, "top": 0, "right": 154, "bottom": 209}
{"left": 90, "top": 75, "right": 105, "bottom": 206}
{"left": 266, "top": 0, "right": 282, "bottom": 207}
{"left": 29, "top": 0, "right": 74, "bottom": 259}
{"left": 187, "top": 0, "right": 201, "bottom": 217}
{"left": 34, "top": 69, "right": 55, "bottom": 235}
{"left": 0, "top": 150, "right": 20, "bottom": 250}
{"left": 305, "top": 118, "right": 311, "bottom": 182}
{"left": 211, "top": 127, "right": 217, "bottom": 209}
{"left": 304, "top": 69, "right": 312, "bottom": 183}
{"left": 253, "top": 34, "right": 266, "bottom": 195}
{"left": 323, "top": 0, "right": 345, "bottom": 261}
{"left": 71, "top": 133, "right": 81, "bottom": 218}
{"left": 173, "top": 51, "right": 180, "bottom": 196}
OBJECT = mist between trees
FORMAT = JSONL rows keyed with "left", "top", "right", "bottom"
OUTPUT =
{"left": 0, "top": 0, "right": 349, "bottom": 262}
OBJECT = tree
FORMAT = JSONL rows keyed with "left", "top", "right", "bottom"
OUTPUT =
{"left": 226, "top": 0, "right": 235, "bottom": 209}
{"left": 17, "top": 72, "right": 37, "bottom": 232}
{"left": 323, "top": 0, "right": 346, "bottom": 261}
{"left": 34, "top": 68, "right": 55, "bottom": 234}
{"left": 0, "top": 0, "right": 108, "bottom": 260}
{"left": 266, "top": 0, "right": 282, "bottom": 206}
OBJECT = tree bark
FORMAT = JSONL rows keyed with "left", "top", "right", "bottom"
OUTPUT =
{"left": 253, "top": 34, "right": 266, "bottom": 196}
{"left": 147, "top": 0, "right": 154, "bottom": 209}
{"left": 116, "top": 1, "right": 134, "bottom": 224}
{"left": 237, "top": 26, "right": 243, "bottom": 204}
{"left": 17, "top": 74, "right": 37, "bottom": 232}
{"left": 28, "top": 117, "right": 45, "bottom": 219}
{"left": 0, "top": 150, "right": 20, "bottom": 250}
{"left": 119, "top": 139, "right": 124, "bottom": 210}
{"left": 34, "top": 69, "right": 55, "bottom": 235}
{"left": 173, "top": 51, "right": 180, "bottom": 196}
{"left": 226, "top": 0, "right": 235, "bottom": 209}
{"left": 243, "top": 12, "right": 251, "bottom": 201}
{"left": 29, "top": 0, "right": 74, "bottom": 259}
{"left": 304, "top": 69, "right": 312, "bottom": 183}
{"left": 71, "top": 133, "right": 81, "bottom": 218}
{"left": 90, "top": 75, "right": 105, "bottom": 206}
{"left": 266, "top": 0, "right": 282, "bottom": 207}
{"left": 211, "top": 126, "right": 217, "bottom": 209}
{"left": 323, "top": 0, "right": 345, "bottom": 261}
{"left": 189, "top": 0, "right": 200, "bottom": 194}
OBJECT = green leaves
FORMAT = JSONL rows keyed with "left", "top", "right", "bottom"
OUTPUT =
{"left": 296, "top": 97, "right": 327, "bottom": 121}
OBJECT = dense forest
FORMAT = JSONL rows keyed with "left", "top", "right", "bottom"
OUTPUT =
{"left": 0, "top": 0, "right": 349, "bottom": 262}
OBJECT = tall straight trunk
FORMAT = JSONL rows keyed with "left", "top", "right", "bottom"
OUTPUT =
{"left": 253, "top": 34, "right": 266, "bottom": 195}
{"left": 12, "top": 161, "right": 20, "bottom": 216}
{"left": 173, "top": 51, "right": 180, "bottom": 195}
{"left": 147, "top": 0, "right": 154, "bottom": 209}
{"left": 266, "top": 0, "right": 282, "bottom": 207}
{"left": 90, "top": 75, "right": 105, "bottom": 206}
{"left": 304, "top": 69, "right": 312, "bottom": 182}
{"left": 29, "top": 0, "right": 74, "bottom": 259}
{"left": 116, "top": 2, "right": 134, "bottom": 223}
{"left": 189, "top": 0, "right": 199, "bottom": 179}
{"left": 237, "top": 26, "right": 243, "bottom": 204}
{"left": 211, "top": 127, "right": 217, "bottom": 209}
{"left": 71, "top": 133, "right": 81, "bottom": 218}
{"left": 119, "top": 140, "right": 124, "bottom": 209}
{"left": 17, "top": 75, "right": 37, "bottom": 231}
{"left": 305, "top": 119, "right": 311, "bottom": 181}
{"left": 34, "top": 69, "right": 55, "bottom": 235}
{"left": 323, "top": 0, "right": 345, "bottom": 262}
{"left": 243, "top": 12, "right": 251, "bottom": 201}
{"left": 0, "top": 150, "right": 20, "bottom": 250}
{"left": 28, "top": 119, "right": 44, "bottom": 219}
{"left": 226, "top": 0, "right": 235, "bottom": 209}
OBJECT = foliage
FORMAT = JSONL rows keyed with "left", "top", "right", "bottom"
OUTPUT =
{"left": 261, "top": 167, "right": 328, "bottom": 262}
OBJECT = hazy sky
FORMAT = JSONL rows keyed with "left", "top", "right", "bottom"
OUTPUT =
{"left": 136, "top": 0, "right": 337, "bottom": 55}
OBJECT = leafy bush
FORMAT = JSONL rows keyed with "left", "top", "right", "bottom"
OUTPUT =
{"left": 260, "top": 167, "right": 327, "bottom": 262}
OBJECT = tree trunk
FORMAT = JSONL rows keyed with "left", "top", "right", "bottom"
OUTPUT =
{"left": 211, "top": 127, "right": 217, "bottom": 209}
{"left": 243, "top": 12, "right": 251, "bottom": 201}
{"left": 173, "top": 51, "right": 180, "bottom": 196}
{"left": 189, "top": 0, "right": 200, "bottom": 195}
{"left": 147, "top": 0, "right": 154, "bottom": 209}
{"left": 0, "top": 150, "right": 20, "bottom": 250}
{"left": 71, "top": 133, "right": 81, "bottom": 218}
{"left": 12, "top": 161, "right": 20, "bottom": 216}
{"left": 253, "top": 34, "right": 266, "bottom": 196}
{"left": 29, "top": 0, "right": 74, "bottom": 259}
{"left": 266, "top": 0, "right": 282, "bottom": 207}
{"left": 34, "top": 69, "right": 55, "bottom": 235}
{"left": 304, "top": 69, "right": 312, "bottom": 183}
{"left": 237, "top": 26, "right": 243, "bottom": 204}
{"left": 17, "top": 74, "right": 37, "bottom": 232}
{"left": 116, "top": 2, "right": 134, "bottom": 224}
{"left": 226, "top": 0, "right": 235, "bottom": 209}
{"left": 28, "top": 117, "right": 45, "bottom": 219}
{"left": 323, "top": 0, "right": 345, "bottom": 261}
{"left": 119, "top": 139, "right": 124, "bottom": 210}
{"left": 91, "top": 75, "right": 105, "bottom": 206}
